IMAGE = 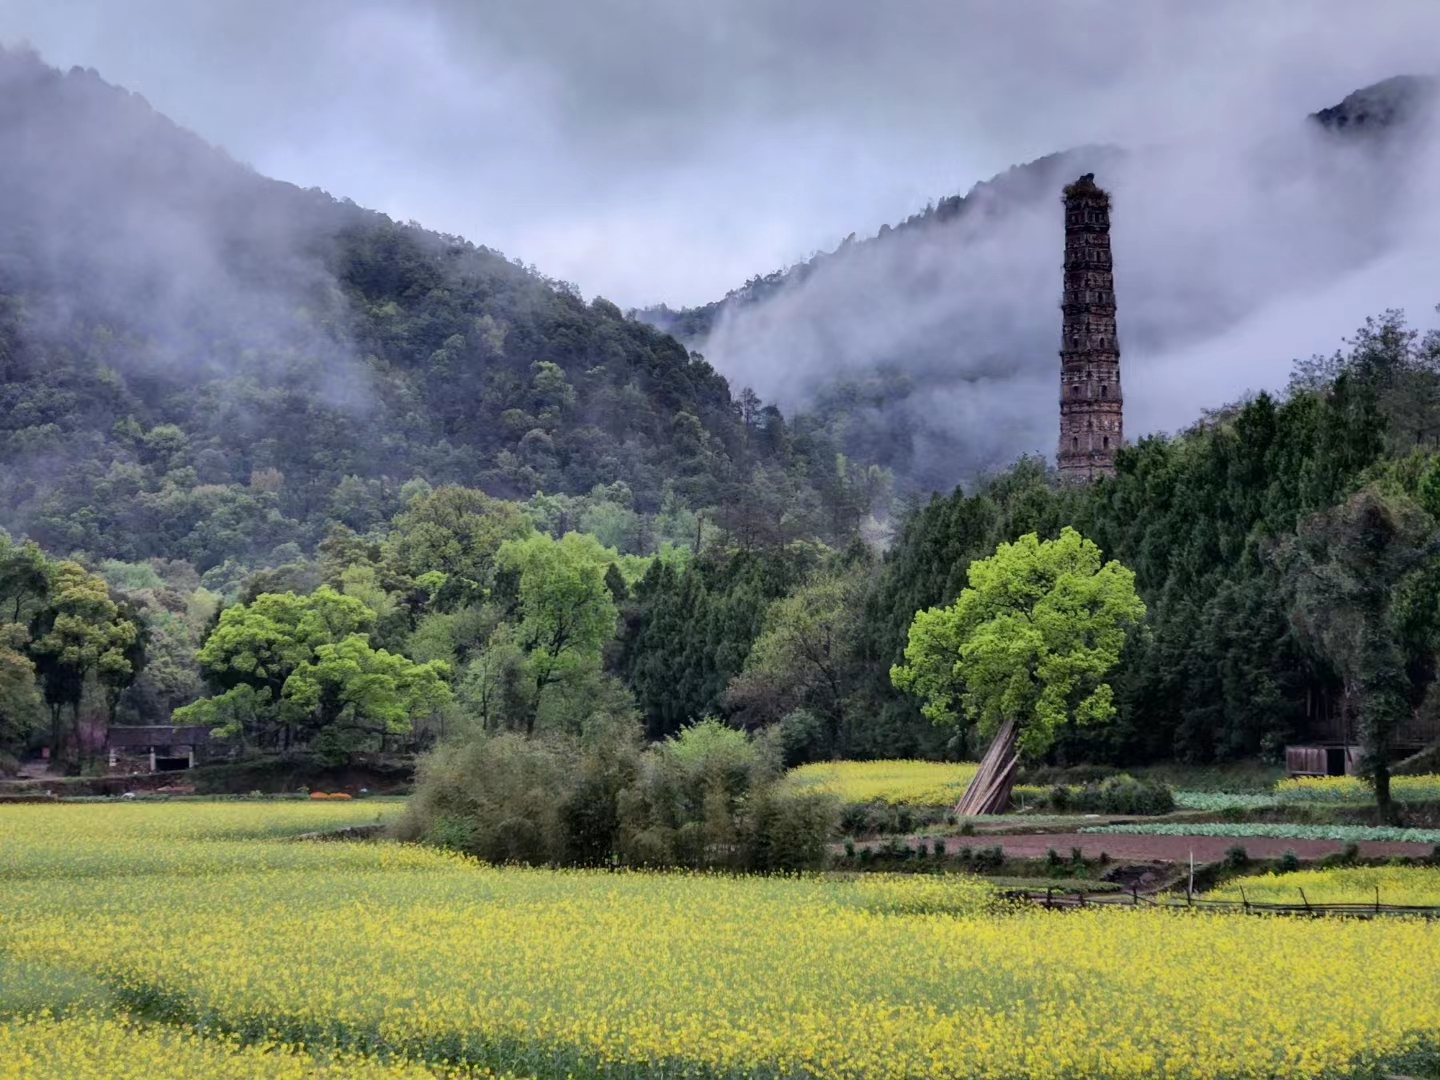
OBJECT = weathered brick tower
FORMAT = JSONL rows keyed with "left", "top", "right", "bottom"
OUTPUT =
{"left": 1057, "top": 173, "right": 1122, "bottom": 480}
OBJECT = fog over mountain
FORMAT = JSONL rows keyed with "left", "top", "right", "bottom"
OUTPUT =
{"left": 5, "top": 1, "right": 1440, "bottom": 496}
{"left": 651, "top": 78, "right": 1440, "bottom": 490}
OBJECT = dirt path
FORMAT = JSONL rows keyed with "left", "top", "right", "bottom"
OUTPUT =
{"left": 938, "top": 832, "right": 1434, "bottom": 862}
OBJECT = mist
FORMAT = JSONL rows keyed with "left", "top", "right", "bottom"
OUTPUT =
{"left": 695, "top": 81, "right": 1440, "bottom": 490}
{"left": 5, "top": 1, "right": 1440, "bottom": 496}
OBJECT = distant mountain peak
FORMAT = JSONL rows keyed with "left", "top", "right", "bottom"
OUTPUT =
{"left": 1310, "top": 74, "right": 1438, "bottom": 133}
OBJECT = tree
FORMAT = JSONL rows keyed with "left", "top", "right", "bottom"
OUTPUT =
{"left": 283, "top": 635, "right": 451, "bottom": 758}
{"left": 1284, "top": 486, "right": 1440, "bottom": 822}
{"left": 28, "top": 561, "right": 141, "bottom": 767}
{"left": 0, "top": 623, "right": 42, "bottom": 759}
{"left": 891, "top": 528, "right": 1144, "bottom": 796}
{"left": 725, "top": 572, "right": 864, "bottom": 754}
{"left": 495, "top": 532, "right": 620, "bottom": 734}
{"left": 0, "top": 534, "right": 50, "bottom": 624}
{"left": 175, "top": 586, "right": 375, "bottom": 749}
{"left": 384, "top": 486, "right": 533, "bottom": 610}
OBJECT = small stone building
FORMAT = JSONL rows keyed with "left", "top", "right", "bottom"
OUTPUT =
{"left": 105, "top": 725, "right": 220, "bottom": 773}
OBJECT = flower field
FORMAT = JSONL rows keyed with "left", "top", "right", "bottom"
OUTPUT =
{"left": 1206, "top": 865, "right": 1440, "bottom": 907}
{"left": 784, "top": 759, "right": 977, "bottom": 805}
{"left": 1274, "top": 774, "right": 1440, "bottom": 803}
{"left": 5, "top": 803, "right": 1440, "bottom": 1078}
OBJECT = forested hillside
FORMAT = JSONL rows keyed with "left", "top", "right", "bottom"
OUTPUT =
{"left": 0, "top": 48, "right": 879, "bottom": 587}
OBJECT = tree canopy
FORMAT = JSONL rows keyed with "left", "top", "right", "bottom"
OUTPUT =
{"left": 892, "top": 527, "right": 1144, "bottom": 757}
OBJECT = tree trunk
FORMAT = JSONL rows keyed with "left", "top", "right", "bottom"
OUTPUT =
{"left": 954, "top": 719, "right": 1020, "bottom": 816}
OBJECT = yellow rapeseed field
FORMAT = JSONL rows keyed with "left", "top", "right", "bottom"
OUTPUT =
{"left": 1274, "top": 774, "right": 1440, "bottom": 803}
{"left": 4, "top": 803, "right": 1440, "bottom": 1078}
{"left": 1208, "top": 865, "right": 1440, "bottom": 907}
{"left": 0, "top": 1015, "right": 455, "bottom": 1080}
{"left": 785, "top": 759, "right": 978, "bottom": 804}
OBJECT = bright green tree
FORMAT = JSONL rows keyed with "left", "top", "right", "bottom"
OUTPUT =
{"left": 283, "top": 635, "right": 451, "bottom": 756}
{"left": 175, "top": 586, "right": 374, "bottom": 749}
{"left": 891, "top": 527, "right": 1145, "bottom": 758}
{"left": 496, "top": 531, "right": 620, "bottom": 734}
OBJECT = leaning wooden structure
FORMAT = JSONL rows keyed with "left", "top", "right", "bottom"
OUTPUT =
{"left": 953, "top": 718, "right": 1019, "bottom": 816}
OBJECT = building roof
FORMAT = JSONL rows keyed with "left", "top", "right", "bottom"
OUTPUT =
{"left": 105, "top": 725, "right": 214, "bottom": 748}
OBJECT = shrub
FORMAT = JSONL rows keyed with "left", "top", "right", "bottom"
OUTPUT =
{"left": 974, "top": 845, "right": 1005, "bottom": 871}
{"left": 1046, "top": 848, "right": 1063, "bottom": 870}
{"left": 1046, "top": 775, "right": 1175, "bottom": 816}
{"left": 1278, "top": 850, "right": 1301, "bottom": 873}
{"left": 395, "top": 732, "right": 575, "bottom": 865}
{"left": 932, "top": 837, "right": 946, "bottom": 857}
{"left": 737, "top": 786, "right": 837, "bottom": 872}
{"left": 1223, "top": 844, "right": 1250, "bottom": 870}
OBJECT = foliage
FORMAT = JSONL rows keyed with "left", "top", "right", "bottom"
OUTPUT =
{"left": 618, "top": 545, "right": 819, "bottom": 739}
{"left": 1282, "top": 484, "right": 1440, "bottom": 819}
{"left": 400, "top": 718, "right": 836, "bottom": 871}
{"left": 859, "top": 311, "right": 1440, "bottom": 766}
{"left": 174, "top": 586, "right": 450, "bottom": 753}
{"left": 1045, "top": 775, "right": 1175, "bottom": 815}
{"left": 0, "top": 52, "right": 876, "bottom": 575}
{"left": 891, "top": 527, "right": 1144, "bottom": 757}
{"left": 725, "top": 567, "right": 868, "bottom": 755}
{"left": 495, "top": 532, "right": 622, "bottom": 732}
{"left": 7, "top": 804, "right": 1440, "bottom": 1079}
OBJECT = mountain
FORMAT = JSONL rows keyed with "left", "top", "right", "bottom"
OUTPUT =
{"left": 0, "top": 48, "right": 870, "bottom": 580}
{"left": 638, "top": 75, "right": 1440, "bottom": 493}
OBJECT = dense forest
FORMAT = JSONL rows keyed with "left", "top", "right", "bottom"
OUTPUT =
{"left": 3, "top": 48, "right": 1440, "bottom": 780}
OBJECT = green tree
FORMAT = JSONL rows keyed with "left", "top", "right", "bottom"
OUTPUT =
{"left": 175, "top": 586, "right": 375, "bottom": 749}
{"left": 283, "top": 634, "right": 451, "bottom": 757}
{"left": 384, "top": 486, "right": 532, "bottom": 610}
{"left": 1284, "top": 486, "right": 1440, "bottom": 821}
{"left": 0, "top": 534, "right": 50, "bottom": 624}
{"left": 28, "top": 561, "right": 141, "bottom": 766}
{"left": 496, "top": 532, "right": 620, "bottom": 734}
{"left": 725, "top": 572, "right": 864, "bottom": 754}
{"left": 891, "top": 527, "right": 1145, "bottom": 759}
{"left": 0, "top": 623, "right": 42, "bottom": 759}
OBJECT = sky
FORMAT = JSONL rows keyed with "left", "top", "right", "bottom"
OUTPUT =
{"left": 5, "top": 0, "right": 1440, "bottom": 310}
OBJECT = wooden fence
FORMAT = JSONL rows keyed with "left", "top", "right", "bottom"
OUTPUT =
{"left": 1004, "top": 886, "right": 1440, "bottom": 919}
